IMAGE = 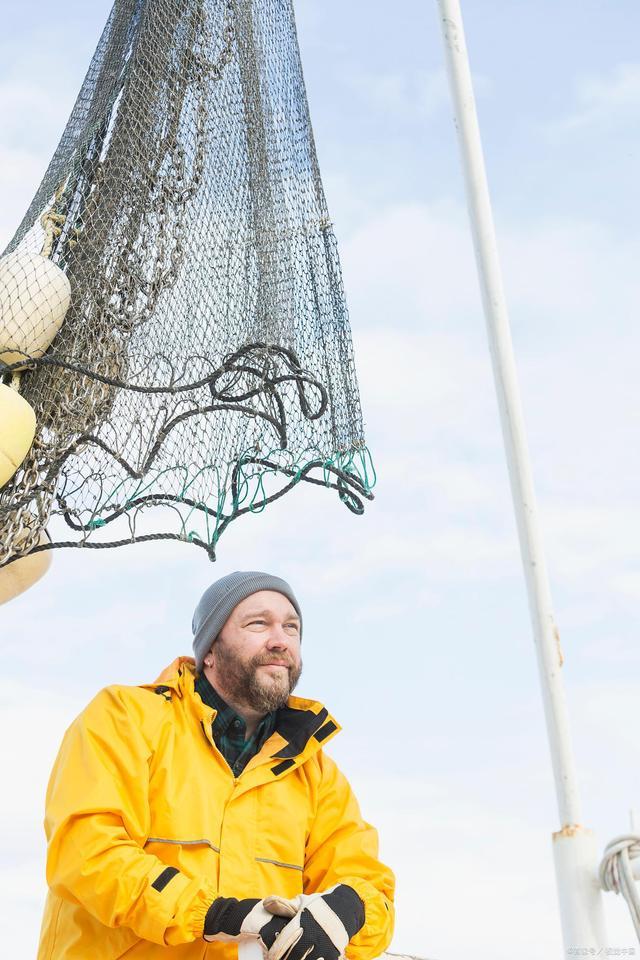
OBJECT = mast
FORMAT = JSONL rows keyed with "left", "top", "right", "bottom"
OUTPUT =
{"left": 435, "top": 0, "right": 608, "bottom": 950}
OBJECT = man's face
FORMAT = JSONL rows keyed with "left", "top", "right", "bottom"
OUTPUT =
{"left": 205, "top": 590, "right": 302, "bottom": 713}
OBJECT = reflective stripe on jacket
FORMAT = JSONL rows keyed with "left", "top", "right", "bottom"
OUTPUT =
{"left": 38, "top": 657, "right": 395, "bottom": 960}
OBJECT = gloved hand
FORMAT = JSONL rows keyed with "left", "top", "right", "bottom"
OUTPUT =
{"left": 262, "top": 884, "right": 365, "bottom": 960}
{"left": 203, "top": 895, "right": 297, "bottom": 948}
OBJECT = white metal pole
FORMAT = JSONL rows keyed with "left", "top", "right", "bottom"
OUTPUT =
{"left": 239, "top": 942, "right": 263, "bottom": 960}
{"left": 435, "top": 0, "right": 607, "bottom": 952}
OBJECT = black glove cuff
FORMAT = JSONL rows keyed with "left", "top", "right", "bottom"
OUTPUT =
{"left": 324, "top": 884, "right": 366, "bottom": 938}
{"left": 204, "top": 896, "right": 260, "bottom": 936}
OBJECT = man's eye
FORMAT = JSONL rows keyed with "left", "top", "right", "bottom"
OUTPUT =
{"left": 248, "top": 620, "right": 267, "bottom": 626}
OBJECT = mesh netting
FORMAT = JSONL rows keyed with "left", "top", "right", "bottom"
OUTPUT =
{"left": 0, "top": 0, "right": 374, "bottom": 566}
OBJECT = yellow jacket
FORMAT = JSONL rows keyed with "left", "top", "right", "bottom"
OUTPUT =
{"left": 38, "top": 658, "right": 395, "bottom": 960}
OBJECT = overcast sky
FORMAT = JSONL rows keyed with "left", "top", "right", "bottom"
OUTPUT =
{"left": 2, "top": 2, "right": 640, "bottom": 958}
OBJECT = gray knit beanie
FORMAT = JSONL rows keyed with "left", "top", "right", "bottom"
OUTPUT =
{"left": 192, "top": 570, "right": 302, "bottom": 672}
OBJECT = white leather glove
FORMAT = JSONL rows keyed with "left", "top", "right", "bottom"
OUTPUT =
{"left": 203, "top": 895, "right": 297, "bottom": 949}
{"left": 263, "top": 884, "right": 365, "bottom": 960}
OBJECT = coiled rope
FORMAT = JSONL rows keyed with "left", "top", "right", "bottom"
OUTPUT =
{"left": 599, "top": 834, "right": 640, "bottom": 938}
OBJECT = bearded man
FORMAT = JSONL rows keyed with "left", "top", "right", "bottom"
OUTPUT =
{"left": 38, "top": 571, "right": 395, "bottom": 960}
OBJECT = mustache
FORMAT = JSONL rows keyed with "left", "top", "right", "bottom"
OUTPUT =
{"left": 252, "top": 652, "right": 296, "bottom": 668}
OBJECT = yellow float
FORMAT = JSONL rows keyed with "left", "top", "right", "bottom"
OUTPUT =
{"left": 0, "top": 248, "right": 69, "bottom": 598}
{"left": 0, "top": 383, "right": 36, "bottom": 488}
{"left": 0, "top": 521, "right": 51, "bottom": 606}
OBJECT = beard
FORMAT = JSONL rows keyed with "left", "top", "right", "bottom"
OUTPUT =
{"left": 211, "top": 641, "right": 303, "bottom": 713}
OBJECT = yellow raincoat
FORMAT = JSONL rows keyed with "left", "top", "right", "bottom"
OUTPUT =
{"left": 38, "top": 658, "right": 395, "bottom": 959}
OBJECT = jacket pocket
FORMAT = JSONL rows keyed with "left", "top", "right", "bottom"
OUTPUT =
{"left": 254, "top": 856, "right": 303, "bottom": 871}
{"left": 254, "top": 855, "right": 304, "bottom": 898}
{"left": 144, "top": 836, "right": 220, "bottom": 878}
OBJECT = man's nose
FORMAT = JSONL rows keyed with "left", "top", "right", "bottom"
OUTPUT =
{"left": 265, "top": 626, "right": 291, "bottom": 647}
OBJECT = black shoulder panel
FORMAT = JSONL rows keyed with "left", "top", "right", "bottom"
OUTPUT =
{"left": 271, "top": 706, "right": 329, "bottom": 759}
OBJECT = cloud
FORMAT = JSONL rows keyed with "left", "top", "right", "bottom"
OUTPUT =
{"left": 0, "top": 145, "right": 47, "bottom": 250}
{"left": 335, "top": 773, "right": 627, "bottom": 960}
{"left": 336, "top": 686, "right": 640, "bottom": 958}
{"left": 339, "top": 201, "right": 640, "bottom": 608}
{"left": 0, "top": 15, "right": 114, "bottom": 250}
{"left": 344, "top": 68, "right": 450, "bottom": 123}
{"left": 499, "top": 217, "right": 640, "bottom": 337}
{"left": 342, "top": 199, "right": 640, "bottom": 345}
{"left": 338, "top": 64, "right": 493, "bottom": 129}
{"left": 563, "top": 62, "right": 640, "bottom": 129}
{"left": 342, "top": 200, "right": 480, "bottom": 329}
{"left": 0, "top": 681, "right": 85, "bottom": 957}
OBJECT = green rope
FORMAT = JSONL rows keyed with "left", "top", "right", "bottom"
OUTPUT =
{"left": 80, "top": 444, "right": 377, "bottom": 546}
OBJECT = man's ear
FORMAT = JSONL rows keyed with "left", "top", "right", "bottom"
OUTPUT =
{"left": 204, "top": 635, "right": 220, "bottom": 668}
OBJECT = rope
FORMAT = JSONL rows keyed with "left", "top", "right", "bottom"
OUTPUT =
{"left": 599, "top": 834, "right": 640, "bottom": 938}
{"left": 39, "top": 181, "right": 68, "bottom": 258}
{"left": 385, "top": 953, "right": 434, "bottom": 960}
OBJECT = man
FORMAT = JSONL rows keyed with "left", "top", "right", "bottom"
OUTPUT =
{"left": 38, "top": 571, "right": 395, "bottom": 960}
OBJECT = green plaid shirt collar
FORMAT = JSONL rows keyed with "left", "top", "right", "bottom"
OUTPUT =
{"left": 194, "top": 672, "right": 278, "bottom": 777}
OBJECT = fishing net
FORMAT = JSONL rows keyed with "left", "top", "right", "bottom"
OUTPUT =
{"left": 0, "top": 0, "right": 374, "bottom": 567}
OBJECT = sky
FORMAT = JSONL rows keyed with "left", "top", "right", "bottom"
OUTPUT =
{"left": 1, "top": 1, "right": 640, "bottom": 958}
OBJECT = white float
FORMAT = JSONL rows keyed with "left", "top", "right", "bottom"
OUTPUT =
{"left": 0, "top": 251, "right": 71, "bottom": 368}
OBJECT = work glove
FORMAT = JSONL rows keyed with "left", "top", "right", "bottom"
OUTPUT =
{"left": 203, "top": 895, "right": 297, "bottom": 948}
{"left": 262, "top": 884, "right": 365, "bottom": 960}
